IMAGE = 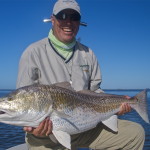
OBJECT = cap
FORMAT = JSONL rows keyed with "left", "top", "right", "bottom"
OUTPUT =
{"left": 53, "top": 0, "right": 81, "bottom": 15}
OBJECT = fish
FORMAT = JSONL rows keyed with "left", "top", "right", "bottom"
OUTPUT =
{"left": 0, "top": 82, "right": 149, "bottom": 149}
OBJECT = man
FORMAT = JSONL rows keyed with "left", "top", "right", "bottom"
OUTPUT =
{"left": 17, "top": 0, "right": 145, "bottom": 149}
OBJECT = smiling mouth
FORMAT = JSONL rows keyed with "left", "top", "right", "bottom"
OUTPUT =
{"left": 62, "top": 28, "right": 73, "bottom": 32}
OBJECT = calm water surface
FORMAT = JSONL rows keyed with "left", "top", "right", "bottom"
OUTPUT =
{"left": 0, "top": 89, "right": 149, "bottom": 150}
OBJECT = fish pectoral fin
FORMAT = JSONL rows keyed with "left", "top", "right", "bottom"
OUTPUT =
{"left": 54, "top": 112, "right": 79, "bottom": 131}
{"left": 52, "top": 111, "right": 79, "bottom": 131}
{"left": 52, "top": 130, "right": 71, "bottom": 149}
{"left": 49, "top": 134, "right": 58, "bottom": 143}
{"left": 102, "top": 115, "right": 118, "bottom": 132}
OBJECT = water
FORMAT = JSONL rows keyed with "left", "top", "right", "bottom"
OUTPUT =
{"left": 0, "top": 89, "right": 150, "bottom": 150}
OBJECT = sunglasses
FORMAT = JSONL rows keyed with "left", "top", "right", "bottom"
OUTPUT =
{"left": 54, "top": 11, "right": 81, "bottom": 21}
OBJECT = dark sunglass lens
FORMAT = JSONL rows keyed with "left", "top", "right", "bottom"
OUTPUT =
{"left": 54, "top": 12, "right": 81, "bottom": 21}
{"left": 55, "top": 12, "right": 66, "bottom": 20}
{"left": 70, "top": 13, "right": 81, "bottom": 21}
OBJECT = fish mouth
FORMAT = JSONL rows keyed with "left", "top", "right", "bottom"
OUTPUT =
{"left": 0, "top": 111, "right": 5, "bottom": 115}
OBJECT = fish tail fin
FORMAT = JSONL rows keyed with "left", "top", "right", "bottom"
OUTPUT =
{"left": 133, "top": 89, "right": 149, "bottom": 124}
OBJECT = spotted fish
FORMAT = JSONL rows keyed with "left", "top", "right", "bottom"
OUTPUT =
{"left": 0, "top": 82, "right": 149, "bottom": 149}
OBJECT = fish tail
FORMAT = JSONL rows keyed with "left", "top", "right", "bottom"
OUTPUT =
{"left": 133, "top": 90, "right": 149, "bottom": 123}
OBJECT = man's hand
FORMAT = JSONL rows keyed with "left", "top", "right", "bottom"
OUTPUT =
{"left": 23, "top": 118, "right": 52, "bottom": 137}
{"left": 117, "top": 102, "right": 132, "bottom": 115}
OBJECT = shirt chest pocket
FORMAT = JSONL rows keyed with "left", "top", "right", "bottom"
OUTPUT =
{"left": 72, "top": 64, "right": 91, "bottom": 83}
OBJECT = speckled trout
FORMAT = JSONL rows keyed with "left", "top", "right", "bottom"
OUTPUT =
{"left": 0, "top": 82, "right": 149, "bottom": 149}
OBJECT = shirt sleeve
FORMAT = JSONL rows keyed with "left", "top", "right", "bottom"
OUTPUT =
{"left": 16, "top": 46, "right": 40, "bottom": 88}
{"left": 89, "top": 50, "right": 104, "bottom": 93}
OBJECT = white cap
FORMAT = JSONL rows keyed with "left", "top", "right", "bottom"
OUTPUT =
{"left": 53, "top": 0, "right": 81, "bottom": 15}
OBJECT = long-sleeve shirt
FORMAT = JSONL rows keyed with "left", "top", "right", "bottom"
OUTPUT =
{"left": 17, "top": 38, "right": 102, "bottom": 93}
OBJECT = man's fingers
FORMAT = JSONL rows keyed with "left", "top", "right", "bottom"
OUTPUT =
{"left": 124, "top": 95, "right": 131, "bottom": 99}
{"left": 23, "top": 126, "right": 33, "bottom": 133}
{"left": 46, "top": 120, "right": 53, "bottom": 136}
{"left": 117, "top": 103, "right": 132, "bottom": 115}
{"left": 23, "top": 118, "right": 52, "bottom": 137}
{"left": 33, "top": 119, "right": 47, "bottom": 136}
{"left": 123, "top": 103, "right": 131, "bottom": 113}
{"left": 40, "top": 118, "right": 52, "bottom": 136}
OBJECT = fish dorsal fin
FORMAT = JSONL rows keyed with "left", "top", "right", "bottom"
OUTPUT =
{"left": 52, "top": 130, "right": 71, "bottom": 149}
{"left": 53, "top": 82, "right": 74, "bottom": 91}
{"left": 77, "top": 90, "right": 106, "bottom": 97}
{"left": 102, "top": 115, "right": 118, "bottom": 132}
{"left": 78, "top": 90, "right": 122, "bottom": 98}
{"left": 78, "top": 90, "right": 95, "bottom": 94}
{"left": 77, "top": 90, "right": 100, "bottom": 96}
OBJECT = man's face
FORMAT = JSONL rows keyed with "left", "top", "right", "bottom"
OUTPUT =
{"left": 51, "top": 9, "right": 80, "bottom": 43}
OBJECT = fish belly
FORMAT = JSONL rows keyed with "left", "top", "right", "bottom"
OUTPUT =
{"left": 51, "top": 107, "right": 119, "bottom": 135}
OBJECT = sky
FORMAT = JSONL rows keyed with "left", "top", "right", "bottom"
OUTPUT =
{"left": 0, "top": 0, "right": 150, "bottom": 89}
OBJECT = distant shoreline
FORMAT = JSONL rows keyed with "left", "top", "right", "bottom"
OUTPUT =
{"left": 104, "top": 89, "right": 150, "bottom": 91}
{"left": 0, "top": 89, "right": 14, "bottom": 91}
